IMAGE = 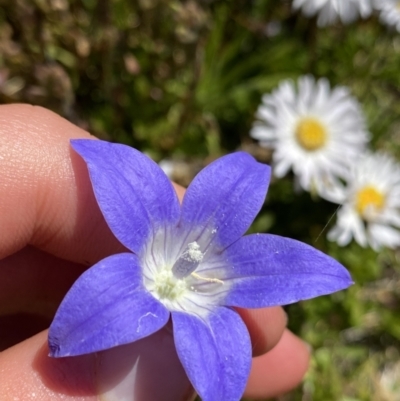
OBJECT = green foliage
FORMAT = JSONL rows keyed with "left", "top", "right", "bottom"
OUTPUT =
{"left": 1, "top": 1, "right": 399, "bottom": 400}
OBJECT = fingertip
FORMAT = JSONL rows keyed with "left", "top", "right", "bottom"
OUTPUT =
{"left": 236, "top": 306, "right": 287, "bottom": 356}
{"left": 0, "top": 330, "right": 97, "bottom": 400}
{"left": 172, "top": 183, "right": 186, "bottom": 203}
{"left": 244, "top": 329, "right": 310, "bottom": 399}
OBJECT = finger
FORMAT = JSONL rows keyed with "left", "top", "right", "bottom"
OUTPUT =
{"left": 173, "top": 184, "right": 185, "bottom": 202}
{"left": 243, "top": 329, "right": 310, "bottom": 399}
{"left": 0, "top": 104, "right": 186, "bottom": 265}
{"left": 0, "top": 104, "right": 123, "bottom": 264}
{"left": 0, "top": 331, "right": 97, "bottom": 400}
{"left": 0, "top": 246, "right": 86, "bottom": 317}
{"left": 236, "top": 306, "right": 287, "bottom": 357}
{"left": 0, "top": 329, "right": 195, "bottom": 401}
{"left": 0, "top": 246, "right": 87, "bottom": 350}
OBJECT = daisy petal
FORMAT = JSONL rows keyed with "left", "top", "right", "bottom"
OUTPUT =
{"left": 172, "top": 307, "right": 251, "bottom": 401}
{"left": 376, "top": 1, "right": 400, "bottom": 33}
{"left": 180, "top": 152, "right": 270, "bottom": 249}
{"left": 222, "top": 234, "right": 353, "bottom": 308}
{"left": 368, "top": 223, "right": 400, "bottom": 250}
{"left": 48, "top": 253, "right": 169, "bottom": 357}
{"left": 71, "top": 139, "right": 180, "bottom": 253}
{"left": 293, "top": 0, "right": 373, "bottom": 26}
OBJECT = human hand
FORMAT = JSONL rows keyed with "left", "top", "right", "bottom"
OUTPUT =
{"left": 0, "top": 104, "right": 310, "bottom": 400}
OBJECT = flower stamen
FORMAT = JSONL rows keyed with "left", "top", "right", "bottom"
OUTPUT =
{"left": 295, "top": 117, "right": 327, "bottom": 151}
{"left": 191, "top": 272, "right": 224, "bottom": 285}
{"left": 355, "top": 185, "right": 385, "bottom": 218}
{"left": 172, "top": 241, "right": 204, "bottom": 279}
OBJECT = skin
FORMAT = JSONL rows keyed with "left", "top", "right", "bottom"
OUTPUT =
{"left": 0, "top": 104, "right": 310, "bottom": 400}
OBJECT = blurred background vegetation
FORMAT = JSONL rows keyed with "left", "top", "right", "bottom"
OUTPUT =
{"left": 0, "top": 0, "right": 399, "bottom": 400}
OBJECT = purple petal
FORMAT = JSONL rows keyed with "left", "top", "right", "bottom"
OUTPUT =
{"left": 48, "top": 253, "right": 169, "bottom": 357}
{"left": 222, "top": 234, "right": 353, "bottom": 308}
{"left": 180, "top": 152, "right": 270, "bottom": 249}
{"left": 172, "top": 307, "right": 251, "bottom": 401}
{"left": 71, "top": 139, "right": 180, "bottom": 253}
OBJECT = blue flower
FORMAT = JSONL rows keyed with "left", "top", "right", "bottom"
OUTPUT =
{"left": 48, "top": 139, "right": 352, "bottom": 401}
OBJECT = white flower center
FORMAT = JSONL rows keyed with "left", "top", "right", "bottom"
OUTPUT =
{"left": 142, "top": 234, "right": 227, "bottom": 316}
{"left": 295, "top": 117, "right": 327, "bottom": 151}
{"left": 150, "top": 241, "right": 205, "bottom": 302}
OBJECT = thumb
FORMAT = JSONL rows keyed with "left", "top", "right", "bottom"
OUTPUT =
{"left": 0, "top": 329, "right": 195, "bottom": 401}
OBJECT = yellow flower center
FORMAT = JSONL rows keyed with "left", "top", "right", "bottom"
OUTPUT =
{"left": 295, "top": 118, "right": 327, "bottom": 151}
{"left": 355, "top": 186, "right": 385, "bottom": 217}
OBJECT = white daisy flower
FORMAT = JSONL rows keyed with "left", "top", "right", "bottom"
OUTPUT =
{"left": 293, "top": 0, "right": 373, "bottom": 26}
{"left": 374, "top": 0, "right": 400, "bottom": 32}
{"left": 250, "top": 75, "right": 369, "bottom": 197}
{"left": 328, "top": 152, "right": 400, "bottom": 250}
